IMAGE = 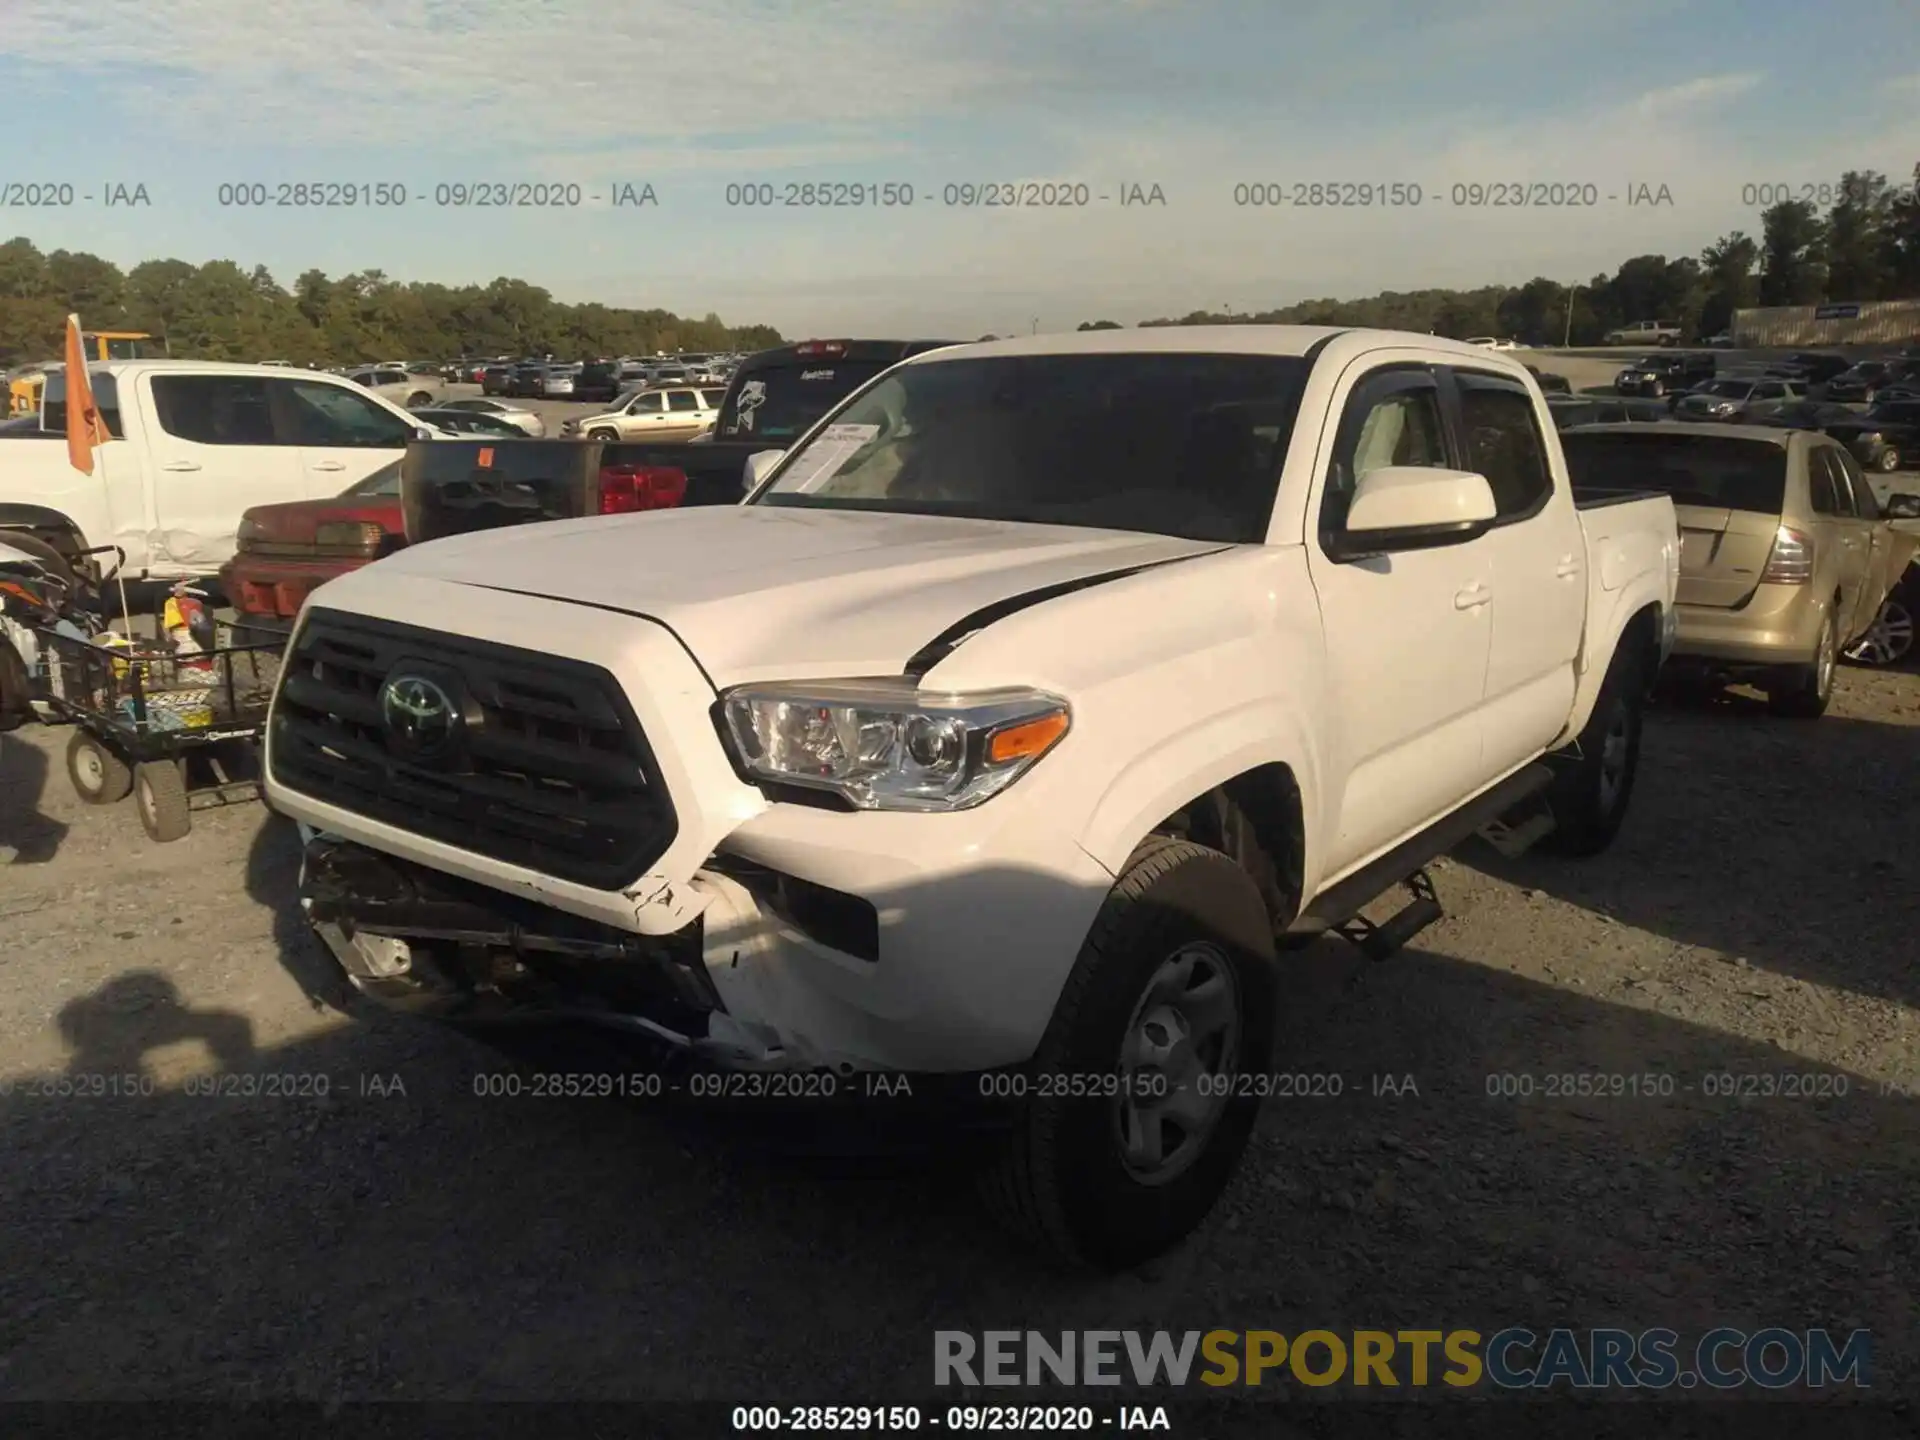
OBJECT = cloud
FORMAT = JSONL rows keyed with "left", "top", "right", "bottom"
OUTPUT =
{"left": 1630, "top": 72, "right": 1765, "bottom": 118}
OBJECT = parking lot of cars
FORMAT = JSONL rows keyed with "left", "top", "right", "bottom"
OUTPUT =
{"left": 2, "top": 331, "right": 1919, "bottom": 1400}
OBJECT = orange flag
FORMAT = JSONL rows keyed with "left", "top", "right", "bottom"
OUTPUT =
{"left": 64, "top": 314, "right": 111, "bottom": 475}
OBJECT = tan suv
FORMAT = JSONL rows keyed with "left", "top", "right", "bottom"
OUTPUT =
{"left": 560, "top": 386, "right": 720, "bottom": 442}
{"left": 1562, "top": 421, "right": 1920, "bottom": 716}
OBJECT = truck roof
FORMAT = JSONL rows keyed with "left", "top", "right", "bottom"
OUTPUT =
{"left": 63, "top": 359, "right": 336, "bottom": 379}
{"left": 896, "top": 325, "right": 1525, "bottom": 364}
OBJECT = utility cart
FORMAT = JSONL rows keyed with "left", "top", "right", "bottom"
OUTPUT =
{"left": 33, "top": 617, "right": 285, "bottom": 842}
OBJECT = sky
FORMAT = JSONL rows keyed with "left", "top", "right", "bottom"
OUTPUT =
{"left": 3, "top": 0, "right": 1919, "bottom": 337}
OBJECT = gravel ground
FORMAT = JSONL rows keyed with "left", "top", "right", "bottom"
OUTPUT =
{"left": 0, "top": 652, "right": 1915, "bottom": 1409}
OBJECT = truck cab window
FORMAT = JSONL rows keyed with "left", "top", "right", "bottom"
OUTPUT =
{"left": 1322, "top": 370, "right": 1446, "bottom": 537}
{"left": 150, "top": 375, "right": 277, "bottom": 445}
{"left": 278, "top": 380, "right": 414, "bottom": 447}
{"left": 1456, "top": 375, "right": 1552, "bottom": 519}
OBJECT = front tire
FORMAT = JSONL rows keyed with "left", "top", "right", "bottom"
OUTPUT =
{"left": 1768, "top": 609, "right": 1837, "bottom": 718}
{"left": 1540, "top": 647, "right": 1645, "bottom": 856}
{"left": 978, "top": 837, "right": 1275, "bottom": 1271}
{"left": 67, "top": 730, "right": 133, "bottom": 804}
{"left": 1875, "top": 447, "right": 1902, "bottom": 473}
{"left": 588, "top": 427, "right": 619, "bottom": 441}
{"left": 1843, "top": 589, "right": 1914, "bottom": 667}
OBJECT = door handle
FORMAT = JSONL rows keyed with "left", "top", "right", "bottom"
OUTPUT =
{"left": 1555, "top": 555, "right": 1580, "bottom": 579}
{"left": 311, "top": 460, "right": 346, "bottom": 471}
{"left": 160, "top": 460, "right": 201, "bottom": 473}
{"left": 1454, "top": 583, "right": 1492, "bottom": 610}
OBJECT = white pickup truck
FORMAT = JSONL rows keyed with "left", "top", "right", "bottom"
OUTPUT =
{"left": 0, "top": 361, "right": 439, "bottom": 581}
{"left": 1603, "top": 319, "right": 1684, "bottom": 347}
{"left": 265, "top": 327, "right": 1679, "bottom": 1269}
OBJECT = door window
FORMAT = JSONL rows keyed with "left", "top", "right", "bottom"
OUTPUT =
{"left": 276, "top": 379, "right": 415, "bottom": 447}
{"left": 1834, "top": 448, "right": 1879, "bottom": 518}
{"left": 1455, "top": 374, "right": 1553, "bottom": 520}
{"left": 628, "top": 392, "right": 665, "bottom": 414}
{"left": 667, "top": 389, "right": 701, "bottom": 413}
{"left": 150, "top": 375, "right": 278, "bottom": 445}
{"left": 1808, "top": 449, "right": 1843, "bottom": 515}
{"left": 1321, "top": 368, "right": 1448, "bottom": 541}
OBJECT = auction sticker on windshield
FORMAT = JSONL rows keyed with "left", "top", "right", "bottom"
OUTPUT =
{"left": 780, "top": 423, "right": 882, "bottom": 491}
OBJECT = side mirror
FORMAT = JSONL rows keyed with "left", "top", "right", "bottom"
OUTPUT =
{"left": 743, "top": 448, "right": 785, "bottom": 494}
{"left": 1329, "top": 466, "right": 1498, "bottom": 560}
{"left": 414, "top": 426, "right": 436, "bottom": 442}
{"left": 1887, "top": 493, "right": 1920, "bottom": 519}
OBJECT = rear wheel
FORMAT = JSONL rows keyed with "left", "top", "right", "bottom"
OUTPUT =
{"left": 978, "top": 837, "right": 1275, "bottom": 1270}
{"left": 134, "top": 759, "right": 191, "bottom": 841}
{"left": 407, "top": 391, "right": 432, "bottom": 408}
{"left": 1541, "top": 646, "right": 1646, "bottom": 856}
{"left": 1875, "top": 447, "right": 1902, "bottom": 473}
{"left": 67, "top": 730, "right": 133, "bottom": 803}
{"left": 1768, "top": 609, "right": 1837, "bottom": 717}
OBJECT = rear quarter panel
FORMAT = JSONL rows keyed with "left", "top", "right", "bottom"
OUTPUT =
{"left": 1562, "top": 494, "right": 1678, "bottom": 742}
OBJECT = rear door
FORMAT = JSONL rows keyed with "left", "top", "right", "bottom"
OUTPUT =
{"left": 1806, "top": 445, "right": 1869, "bottom": 630}
{"left": 661, "top": 387, "right": 706, "bottom": 438}
{"left": 1446, "top": 369, "right": 1584, "bottom": 775}
{"left": 617, "top": 388, "right": 673, "bottom": 437}
{"left": 270, "top": 375, "right": 417, "bottom": 497}
{"left": 143, "top": 372, "right": 304, "bottom": 569}
{"left": 1823, "top": 445, "right": 1885, "bottom": 640}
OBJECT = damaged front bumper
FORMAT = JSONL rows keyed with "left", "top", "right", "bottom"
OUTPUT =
{"left": 300, "top": 831, "right": 803, "bottom": 1070}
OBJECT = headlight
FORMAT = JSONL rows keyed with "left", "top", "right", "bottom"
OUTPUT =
{"left": 235, "top": 517, "right": 266, "bottom": 548}
{"left": 1858, "top": 432, "right": 1882, "bottom": 446}
{"left": 314, "top": 520, "right": 385, "bottom": 551}
{"left": 719, "top": 680, "right": 1070, "bottom": 811}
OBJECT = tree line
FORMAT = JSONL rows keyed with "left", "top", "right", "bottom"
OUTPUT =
{"left": 0, "top": 239, "right": 786, "bottom": 367}
{"left": 1086, "top": 163, "right": 1920, "bottom": 343}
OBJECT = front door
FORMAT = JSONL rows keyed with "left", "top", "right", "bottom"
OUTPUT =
{"left": 1305, "top": 362, "right": 1494, "bottom": 878}
{"left": 271, "top": 377, "right": 416, "bottom": 498}
{"left": 142, "top": 372, "right": 304, "bottom": 571}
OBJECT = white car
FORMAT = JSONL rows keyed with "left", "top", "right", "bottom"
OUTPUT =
{"left": 560, "top": 386, "right": 721, "bottom": 441}
{"left": 432, "top": 397, "right": 547, "bottom": 437}
{"left": 1463, "top": 337, "right": 1518, "bottom": 350}
{"left": 0, "top": 360, "right": 438, "bottom": 580}
{"left": 347, "top": 367, "right": 445, "bottom": 409}
{"left": 265, "top": 326, "right": 1678, "bottom": 1269}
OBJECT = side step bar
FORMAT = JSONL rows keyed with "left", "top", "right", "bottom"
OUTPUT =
{"left": 1286, "top": 762, "right": 1557, "bottom": 942}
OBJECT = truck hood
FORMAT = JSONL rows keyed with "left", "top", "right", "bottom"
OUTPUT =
{"left": 370, "top": 505, "right": 1227, "bottom": 683}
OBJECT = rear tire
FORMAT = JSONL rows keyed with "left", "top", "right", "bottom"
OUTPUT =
{"left": 67, "top": 730, "right": 133, "bottom": 804}
{"left": 1540, "top": 646, "right": 1646, "bottom": 857}
{"left": 978, "top": 837, "right": 1276, "bottom": 1271}
{"left": 134, "top": 759, "right": 191, "bottom": 841}
{"left": 1767, "top": 609, "right": 1837, "bottom": 718}
{"left": 1876, "top": 447, "right": 1902, "bottom": 473}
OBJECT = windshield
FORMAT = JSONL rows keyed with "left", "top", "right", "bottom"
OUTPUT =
{"left": 1561, "top": 431, "right": 1788, "bottom": 513}
{"left": 753, "top": 352, "right": 1311, "bottom": 543}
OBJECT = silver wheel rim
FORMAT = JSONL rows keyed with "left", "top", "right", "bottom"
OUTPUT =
{"left": 1113, "top": 941, "right": 1241, "bottom": 1186}
{"left": 1597, "top": 707, "right": 1632, "bottom": 814}
{"left": 1880, "top": 450, "right": 1900, "bottom": 472}
{"left": 75, "top": 746, "right": 104, "bottom": 792}
{"left": 1845, "top": 598, "right": 1914, "bottom": 666}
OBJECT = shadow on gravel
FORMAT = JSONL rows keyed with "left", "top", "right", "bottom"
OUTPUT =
{"left": 1461, "top": 695, "right": 1920, "bottom": 1011}
{"left": 0, "top": 728, "right": 68, "bottom": 864}
{"left": 245, "top": 811, "right": 357, "bottom": 1016}
{"left": 0, "top": 941, "right": 1911, "bottom": 1402}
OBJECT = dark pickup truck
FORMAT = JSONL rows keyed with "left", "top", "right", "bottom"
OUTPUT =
{"left": 404, "top": 338, "right": 960, "bottom": 542}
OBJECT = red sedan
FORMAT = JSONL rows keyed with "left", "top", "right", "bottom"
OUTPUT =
{"left": 219, "top": 461, "right": 406, "bottom": 625}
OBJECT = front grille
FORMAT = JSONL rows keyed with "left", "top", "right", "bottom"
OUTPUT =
{"left": 269, "top": 609, "right": 676, "bottom": 890}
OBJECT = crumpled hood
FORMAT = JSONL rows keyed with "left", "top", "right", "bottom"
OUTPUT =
{"left": 370, "top": 505, "right": 1226, "bottom": 684}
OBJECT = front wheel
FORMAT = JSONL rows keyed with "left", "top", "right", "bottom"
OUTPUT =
{"left": 587, "top": 427, "right": 619, "bottom": 441}
{"left": 1875, "top": 447, "right": 1902, "bottom": 473}
{"left": 1843, "top": 591, "right": 1914, "bottom": 667}
{"left": 978, "top": 837, "right": 1275, "bottom": 1270}
{"left": 1540, "top": 648, "right": 1645, "bottom": 857}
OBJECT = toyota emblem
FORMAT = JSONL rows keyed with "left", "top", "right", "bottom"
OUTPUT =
{"left": 380, "top": 673, "right": 459, "bottom": 759}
